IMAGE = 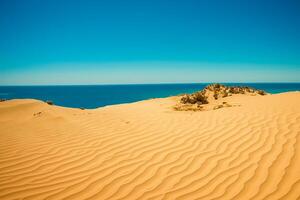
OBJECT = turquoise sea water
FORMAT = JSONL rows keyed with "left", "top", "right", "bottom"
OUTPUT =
{"left": 0, "top": 83, "right": 299, "bottom": 109}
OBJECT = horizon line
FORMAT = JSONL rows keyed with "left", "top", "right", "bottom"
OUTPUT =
{"left": 1, "top": 81, "right": 300, "bottom": 87}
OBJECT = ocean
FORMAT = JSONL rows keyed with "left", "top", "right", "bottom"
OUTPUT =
{"left": 0, "top": 83, "right": 299, "bottom": 109}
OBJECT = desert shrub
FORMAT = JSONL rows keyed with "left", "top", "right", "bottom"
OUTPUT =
{"left": 46, "top": 100, "right": 54, "bottom": 105}
{"left": 180, "top": 95, "right": 188, "bottom": 103}
{"left": 181, "top": 92, "right": 208, "bottom": 105}
{"left": 257, "top": 90, "right": 266, "bottom": 95}
{"left": 205, "top": 85, "right": 212, "bottom": 91}
{"left": 214, "top": 83, "right": 221, "bottom": 88}
{"left": 181, "top": 95, "right": 193, "bottom": 104}
{"left": 173, "top": 104, "right": 203, "bottom": 111}
{"left": 213, "top": 93, "right": 218, "bottom": 100}
{"left": 229, "top": 87, "right": 235, "bottom": 94}
{"left": 213, "top": 105, "right": 223, "bottom": 110}
{"left": 247, "top": 88, "right": 254, "bottom": 93}
{"left": 205, "top": 83, "right": 223, "bottom": 91}
{"left": 180, "top": 83, "right": 266, "bottom": 106}
{"left": 194, "top": 92, "right": 208, "bottom": 104}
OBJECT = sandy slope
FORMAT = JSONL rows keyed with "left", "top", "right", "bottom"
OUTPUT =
{"left": 0, "top": 92, "right": 300, "bottom": 200}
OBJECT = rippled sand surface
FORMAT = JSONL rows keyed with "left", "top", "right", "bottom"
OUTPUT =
{"left": 0, "top": 92, "right": 300, "bottom": 200}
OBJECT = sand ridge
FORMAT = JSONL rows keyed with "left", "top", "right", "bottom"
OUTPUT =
{"left": 0, "top": 92, "right": 300, "bottom": 199}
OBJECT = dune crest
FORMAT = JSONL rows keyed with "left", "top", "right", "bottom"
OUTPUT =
{"left": 0, "top": 92, "right": 300, "bottom": 199}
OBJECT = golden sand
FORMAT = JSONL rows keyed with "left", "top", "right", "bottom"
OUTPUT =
{"left": 0, "top": 92, "right": 300, "bottom": 199}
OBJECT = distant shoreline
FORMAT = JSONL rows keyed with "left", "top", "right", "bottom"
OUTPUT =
{"left": 1, "top": 83, "right": 300, "bottom": 109}
{"left": 1, "top": 91, "right": 300, "bottom": 110}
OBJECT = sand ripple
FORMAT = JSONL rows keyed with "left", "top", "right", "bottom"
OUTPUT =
{"left": 0, "top": 93, "right": 300, "bottom": 200}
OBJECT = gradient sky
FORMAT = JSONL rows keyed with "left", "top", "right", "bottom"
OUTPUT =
{"left": 0, "top": 0, "right": 299, "bottom": 85}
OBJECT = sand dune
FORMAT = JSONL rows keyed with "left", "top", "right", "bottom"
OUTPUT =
{"left": 0, "top": 92, "right": 300, "bottom": 200}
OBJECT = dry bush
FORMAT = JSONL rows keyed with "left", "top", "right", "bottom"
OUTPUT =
{"left": 213, "top": 92, "right": 218, "bottom": 100}
{"left": 194, "top": 92, "right": 208, "bottom": 104}
{"left": 257, "top": 90, "right": 266, "bottom": 95}
{"left": 180, "top": 95, "right": 192, "bottom": 104}
{"left": 181, "top": 92, "right": 208, "bottom": 105}
{"left": 179, "top": 83, "right": 267, "bottom": 107}
{"left": 46, "top": 100, "right": 54, "bottom": 105}
{"left": 173, "top": 104, "right": 203, "bottom": 111}
{"left": 214, "top": 83, "right": 221, "bottom": 89}
{"left": 213, "top": 105, "right": 223, "bottom": 110}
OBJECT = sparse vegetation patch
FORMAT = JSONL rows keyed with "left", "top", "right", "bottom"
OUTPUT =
{"left": 175, "top": 83, "right": 267, "bottom": 111}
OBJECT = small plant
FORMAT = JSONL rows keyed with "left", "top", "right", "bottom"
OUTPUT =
{"left": 180, "top": 92, "right": 208, "bottom": 105}
{"left": 257, "top": 90, "right": 266, "bottom": 95}
{"left": 194, "top": 92, "right": 208, "bottom": 104}
{"left": 180, "top": 95, "right": 191, "bottom": 104}
{"left": 46, "top": 100, "right": 54, "bottom": 105}
{"left": 33, "top": 111, "right": 42, "bottom": 116}
{"left": 213, "top": 93, "right": 218, "bottom": 100}
{"left": 214, "top": 83, "right": 221, "bottom": 88}
{"left": 222, "top": 92, "right": 228, "bottom": 97}
{"left": 213, "top": 105, "right": 223, "bottom": 110}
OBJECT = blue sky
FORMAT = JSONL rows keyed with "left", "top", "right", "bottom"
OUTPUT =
{"left": 0, "top": 0, "right": 299, "bottom": 85}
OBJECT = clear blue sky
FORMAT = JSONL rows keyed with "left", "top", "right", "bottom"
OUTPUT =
{"left": 0, "top": 0, "right": 299, "bottom": 85}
